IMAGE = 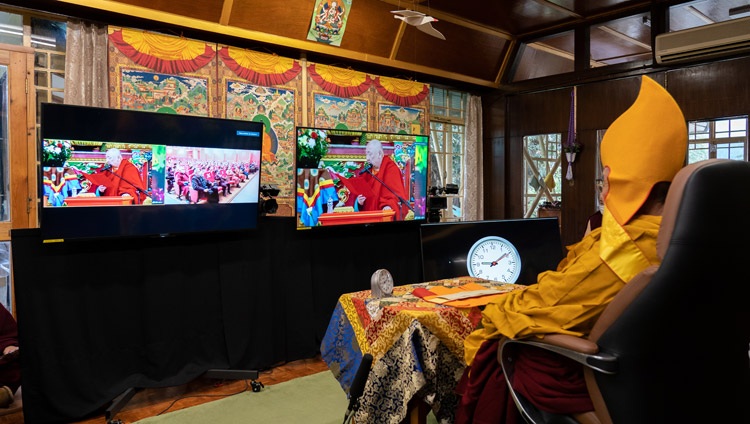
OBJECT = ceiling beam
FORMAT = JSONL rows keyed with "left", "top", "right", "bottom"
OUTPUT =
{"left": 378, "top": 0, "right": 512, "bottom": 39}
{"left": 57, "top": 0, "right": 500, "bottom": 88}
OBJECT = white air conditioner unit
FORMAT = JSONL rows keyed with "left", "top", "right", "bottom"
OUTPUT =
{"left": 655, "top": 16, "right": 750, "bottom": 65}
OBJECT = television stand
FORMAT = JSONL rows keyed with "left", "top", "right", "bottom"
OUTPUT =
{"left": 105, "top": 387, "right": 138, "bottom": 424}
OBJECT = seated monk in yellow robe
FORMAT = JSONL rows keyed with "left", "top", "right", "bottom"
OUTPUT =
{"left": 456, "top": 76, "right": 689, "bottom": 423}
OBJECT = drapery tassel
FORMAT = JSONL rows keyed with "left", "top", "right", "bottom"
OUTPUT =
{"left": 565, "top": 152, "right": 575, "bottom": 181}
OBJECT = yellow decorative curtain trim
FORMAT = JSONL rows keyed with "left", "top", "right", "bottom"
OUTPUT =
{"left": 374, "top": 76, "right": 429, "bottom": 107}
{"left": 218, "top": 47, "right": 301, "bottom": 86}
{"left": 121, "top": 28, "right": 207, "bottom": 60}
{"left": 308, "top": 63, "right": 372, "bottom": 97}
{"left": 109, "top": 27, "right": 215, "bottom": 73}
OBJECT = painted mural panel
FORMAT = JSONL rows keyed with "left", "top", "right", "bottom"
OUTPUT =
{"left": 119, "top": 69, "right": 209, "bottom": 116}
{"left": 225, "top": 81, "right": 297, "bottom": 211}
{"left": 312, "top": 93, "right": 368, "bottom": 130}
{"left": 377, "top": 104, "right": 427, "bottom": 135}
{"left": 108, "top": 26, "right": 218, "bottom": 116}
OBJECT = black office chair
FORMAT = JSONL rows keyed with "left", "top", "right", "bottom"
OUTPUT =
{"left": 499, "top": 159, "right": 750, "bottom": 424}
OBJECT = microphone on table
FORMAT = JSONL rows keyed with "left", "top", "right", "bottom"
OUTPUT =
{"left": 343, "top": 353, "right": 373, "bottom": 424}
{"left": 358, "top": 163, "right": 372, "bottom": 176}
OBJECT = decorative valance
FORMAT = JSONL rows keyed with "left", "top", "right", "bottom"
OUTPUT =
{"left": 373, "top": 76, "right": 430, "bottom": 107}
{"left": 108, "top": 28, "right": 215, "bottom": 74}
{"left": 218, "top": 47, "right": 302, "bottom": 86}
{"left": 308, "top": 63, "right": 371, "bottom": 98}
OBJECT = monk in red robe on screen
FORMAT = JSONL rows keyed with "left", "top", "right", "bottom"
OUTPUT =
{"left": 76, "top": 148, "right": 147, "bottom": 204}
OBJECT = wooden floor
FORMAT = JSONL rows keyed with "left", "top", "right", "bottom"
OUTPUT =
{"left": 0, "top": 356, "right": 329, "bottom": 424}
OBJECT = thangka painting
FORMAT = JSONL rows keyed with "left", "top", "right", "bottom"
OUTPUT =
{"left": 307, "top": 0, "right": 353, "bottom": 46}
{"left": 313, "top": 93, "right": 368, "bottom": 130}
{"left": 378, "top": 104, "right": 427, "bottom": 135}
{"left": 108, "top": 26, "right": 218, "bottom": 116}
{"left": 225, "top": 81, "right": 297, "bottom": 206}
{"left": 216, "top": 46, "right": 304, "bottom": 216}
{"left": 118, "top": 69, "right": 210, "bottom": 116}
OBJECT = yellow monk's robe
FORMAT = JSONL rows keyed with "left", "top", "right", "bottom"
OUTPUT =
{"left": 464, "top": 214, "right": 662, "bottom": 366}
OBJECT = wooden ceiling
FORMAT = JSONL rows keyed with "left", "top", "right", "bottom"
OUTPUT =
{"left": 15, "top": 0, "right": 750, "bottom": 90}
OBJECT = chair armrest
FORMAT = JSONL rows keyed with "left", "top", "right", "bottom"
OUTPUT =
{"left": 540, "top": 334, "right": 599, "bottom": 354}
{"left": 500, "top": 336, "right": 618, "bottom": 375}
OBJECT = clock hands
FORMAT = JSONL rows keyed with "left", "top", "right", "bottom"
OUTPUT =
{"left": 479, "top": 252, "right": 510, "bottom": 267}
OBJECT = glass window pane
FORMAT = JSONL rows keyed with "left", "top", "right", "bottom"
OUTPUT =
{"left": 523, "top": 133, "right": 562, "bottom": 218}
{"left": 51, "top": 91, "right": 64, "bottom": 103}
{"left": 687, "top": 116, "right": 748, "bottom": 162}
{"left": 451, "top": 197, "right": 462, "bottom": 219}
{"left": 451, "top": 155, "right": 461, "bottom": 185}
{"left": 35, "top": 52, "right": 48, "bottom": 68}
{"left": 513, "top": 31, "right": 574, "bottom": 82}
{"left": 50, "top": 54, "right": 65, "bottom": 71}
{"left": 451, "top": 134, "right": 462, "bottom": 153}
{"left": 591, "top": 14, "right": 652, "bottom": 66}
{"left": 51, "top": 72, "right": 64, "bottom": 89}
{"left": 0, "top": 12, "right": 23, "bottom": 47}
{"left": 731, "top": 119, "right": 746, "bottom": 131}
{"left": 34, "top": 71, "right": 48, "bottom": 87}
{"left": 0, "top": 242, "right": 11, "bottom": 314}
{"left": 31, "top": 17, "right": 67, "bottom": 52}
{"left": 0, "top": 66, "right": 7, "bottom": 222}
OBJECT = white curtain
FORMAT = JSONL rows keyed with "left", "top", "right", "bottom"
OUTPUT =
{"left": 64, "top": 19, "right": 108, "bottom": 107}
{"left": 462, "top": 94, "right": 483, "bottom": 221}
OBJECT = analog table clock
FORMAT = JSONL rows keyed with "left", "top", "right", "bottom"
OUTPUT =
{"left": 371, "top": 268, "right": 394, "bottom": 298}
{"left": 467, "top": 236, "right": 522, "bottom": 283}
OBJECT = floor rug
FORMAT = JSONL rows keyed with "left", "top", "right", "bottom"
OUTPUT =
{"left": 134, "top": 371, "right": 440, "bottom": 424}
{"left": 134, "top": 371, "right": 349, "bottom": 424}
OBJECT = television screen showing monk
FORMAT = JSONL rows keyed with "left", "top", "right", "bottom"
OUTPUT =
{"left": 295, "top": 127, "right": 429, "bottom": 229}
{"left": 41, "top": 140, "right": 261, "bottom": 207}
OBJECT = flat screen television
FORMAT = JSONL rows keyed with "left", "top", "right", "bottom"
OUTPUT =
{"left": 294, "top": 127, "right": 429, "bottom": 230}
{"left": 420, "top": 218, "right": 564, "bottom": 284}
{"left": 39, "top": 103, "right": 263, "bottom": 241}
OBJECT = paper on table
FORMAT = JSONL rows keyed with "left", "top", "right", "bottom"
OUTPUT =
{"left": 430, "top": 289, "right": 504, "bottom": 302}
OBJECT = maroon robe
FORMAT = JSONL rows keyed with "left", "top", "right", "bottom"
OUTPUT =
{"left": 455, "top": 338, "right": 594, "bottom": 423}
{"left": 0, "top": 305, "right": 20, "bottom": 393}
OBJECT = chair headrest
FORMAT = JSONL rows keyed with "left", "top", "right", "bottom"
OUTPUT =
{"left": 656, "top": 159, "right": 735, "bottom": 260}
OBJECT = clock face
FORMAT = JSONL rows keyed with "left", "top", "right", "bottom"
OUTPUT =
{"left": 467, "top": 236, "right": 522, "bottom": 283}
{"left": 371, "top": 269, "right": 394, "bottom": 298}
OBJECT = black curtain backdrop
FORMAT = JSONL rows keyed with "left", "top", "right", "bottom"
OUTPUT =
{"left": 12, "top": 217, "right": 423, "bottom": 423}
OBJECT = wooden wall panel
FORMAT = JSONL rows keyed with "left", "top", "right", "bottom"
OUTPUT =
{"left": 666, "top": 56, "right": 750, "bottom": 121}
{"left": 113, "top": 0, "right": 224, "bottom": 23}
{"left": 228, "top": 0, "right": 315, "bottom": 40}
{"left": 482, "top": 93, "right": 506, "bottom": 219}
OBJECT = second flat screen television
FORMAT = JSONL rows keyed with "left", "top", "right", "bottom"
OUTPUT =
{"left": 294, "top": 127, "right": 429, "bottom": 230}
{"left": 39, "top": 103, "right": 264, "bottom": 241}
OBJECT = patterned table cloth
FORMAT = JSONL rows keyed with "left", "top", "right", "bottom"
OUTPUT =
{"left": 321, "top": 276, "right": 521, "bottom": 423}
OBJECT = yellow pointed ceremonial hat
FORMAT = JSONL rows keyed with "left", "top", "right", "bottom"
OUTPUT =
{"left": 600, "top": 76, "right": 687, "bottom": 226}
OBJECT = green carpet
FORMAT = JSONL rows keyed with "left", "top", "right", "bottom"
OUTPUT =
{"left": 134, "top": 371, "right": 439, "bottom": 424}
{"left": 134, "top": 371, "right": 349, "bottom": 424}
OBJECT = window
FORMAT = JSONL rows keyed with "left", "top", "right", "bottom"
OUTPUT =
{"left": 0, "top": 7, "right": 65, "bottom": 314}
{"left": 32, "top": 16, "right": 66, "bottom": 123}
{"left": 523, "top": 134, "right": 562, "bottom": 218}
{"left": 687, "top": 117, "right": 748, "bottom": 164}
{"left": 429, "top": 87, "right": 467, "bottom": 222}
